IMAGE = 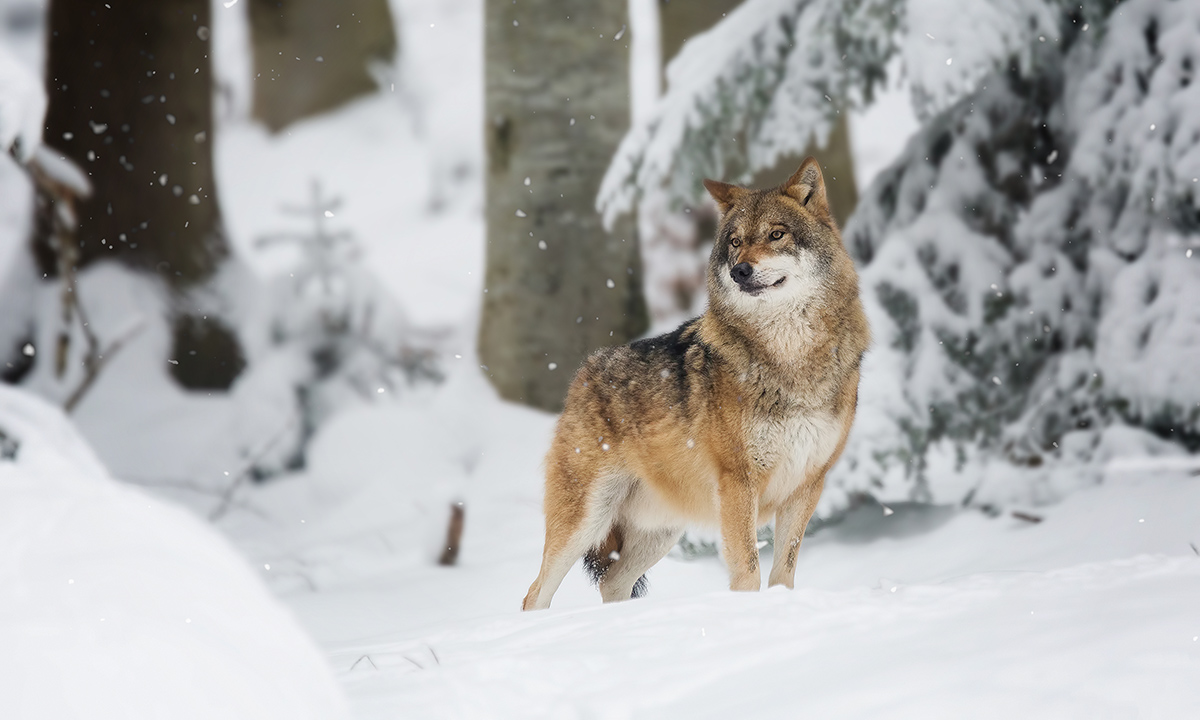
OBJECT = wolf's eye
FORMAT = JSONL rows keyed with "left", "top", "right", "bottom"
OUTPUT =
{"left": 770, "top": 230, "right": 784, "bottom": 241}
{"left": 730, "top": 237, "right": 741, "bottom": 248}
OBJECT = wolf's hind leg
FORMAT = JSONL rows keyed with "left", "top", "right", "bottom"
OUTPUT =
{"left": 522, "top": 520, "right": 595, "bottom": 611}
{"left": 598, "top": 526, "right": 683, "bottom": 603}
{"left": 523, "top": 468, "right": 625, "bottom": 611}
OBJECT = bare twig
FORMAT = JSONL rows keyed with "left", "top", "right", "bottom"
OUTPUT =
{"left": 438, "top": 501, "right": 465, "bottom": 566}
{"left": 1011, "top": 511, "right": 1044, "bottom": 524}
{"left": 18, "top": 147, "right": 90, "bottom": 380}
{"left": 119, "top": 475, "right": 269, "bottom": 520}
{"left": 350, "top": 655, "right": 378, "bottom": 671}
{"left": 63, "top": 317, "right": 146, "bottom": 413}
{"left": 17, "top": 146, "right": 142, "bottom": 414}
{"left": 208, "top": 416, "right": 298, "bottom": 522}
{"left": 0, "top": 428, "right": 18, "bottom": 461}
{"left": 428, "top": 646, "right": 440, "bottom": 666}
{"left": 1190, "top": 542, "right": 1198, "bottom": 556}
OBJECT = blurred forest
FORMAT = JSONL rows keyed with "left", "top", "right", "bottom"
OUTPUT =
{"left": 1, "top": 0, "right": 1197, "bottom": 514}
{"left": 0, "top": 0, "right": 865, "bottom": 482}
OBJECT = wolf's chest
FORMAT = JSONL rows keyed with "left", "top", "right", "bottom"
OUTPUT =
{"left": 749, "top": 411, "right": 842, "bottom": 504}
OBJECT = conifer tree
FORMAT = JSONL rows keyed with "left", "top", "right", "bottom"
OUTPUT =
{"left": 602, "top": 0, "right": 1200, "bottom": 510}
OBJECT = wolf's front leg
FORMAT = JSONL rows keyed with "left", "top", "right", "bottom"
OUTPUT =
{"left": 768, "top": 473, "right": 825, "bottom": 589}
{"left": 717, "top": 476, "right": 761, "bottom": 592}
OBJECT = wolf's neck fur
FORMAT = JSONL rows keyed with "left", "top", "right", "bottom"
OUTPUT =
{"left": 701, "top": 266, "right": 865, "bottom": 405}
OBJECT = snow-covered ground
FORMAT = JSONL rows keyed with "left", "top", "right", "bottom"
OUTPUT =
{"left": 2, "top": 0, "right": 1199, "bottom": 717}
{"left": 218, "top": 379, "right": 1200, "bottom": 718}
{"left": 203, "top": 5, "right": 1200, "bottom": 712}
{"left": 0, "top": 386, "right": 348, "bottom": 719}
{"left": 4, "top": 363, "right": 1198, "bottom": 717}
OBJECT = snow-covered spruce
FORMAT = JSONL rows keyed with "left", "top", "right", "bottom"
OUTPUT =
{"left": 602, "top": 0, "right": 1200, "bottom": 511}
{"left": 255, "top": 181, "right": 445, "bottom": 465}
{"left": 837, "top": 0, "right": 1200, "bottom": 509}
{"left": 0, "top": 384, "right": 348, "bottom": 719}
{"left": 598, "top": 0, "right": 1064, "bottom": 223}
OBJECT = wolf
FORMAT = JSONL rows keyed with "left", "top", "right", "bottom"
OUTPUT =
{"left": 522, "top": 157, "right": 870, "bottom": 610}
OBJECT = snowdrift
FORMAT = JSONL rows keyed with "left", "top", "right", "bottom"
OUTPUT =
{"left": 0, "top": 385, "right": 348, "bottom": 719}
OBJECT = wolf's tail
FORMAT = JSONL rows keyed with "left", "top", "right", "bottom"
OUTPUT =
{"left": 583, "top": 527, "right": 649, "bottom": 599}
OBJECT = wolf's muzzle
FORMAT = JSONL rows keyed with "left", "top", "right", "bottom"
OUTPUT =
{"left": 731, "top": 262, "right": 754, "bottom": 286}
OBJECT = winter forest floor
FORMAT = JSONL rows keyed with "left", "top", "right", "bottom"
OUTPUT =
{"left": 2, "top": 0, "right": 1199, "bottom": 717}
{"left": 204, "top": 0, "right": 1200, "bottom": 708}
{"left": 223, "top": 387, "right": 1200, "bottom": 718}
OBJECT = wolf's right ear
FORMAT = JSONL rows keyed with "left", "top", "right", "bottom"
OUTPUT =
{"left": 703, "top": 179, "right": 744, "bottom": 215}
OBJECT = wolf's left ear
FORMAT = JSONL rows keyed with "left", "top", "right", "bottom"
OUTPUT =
{"left": 782, "top": 156, "right": 829, "bottom": 214}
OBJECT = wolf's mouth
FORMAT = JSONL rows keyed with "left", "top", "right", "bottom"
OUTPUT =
{"left": 740, "top": 276, "right": 787, "bottom": 296}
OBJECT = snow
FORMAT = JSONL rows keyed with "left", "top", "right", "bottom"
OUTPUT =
{"left": 218, "top": 382, "right": 1200, "bottom": 719}
{"left": 846, "top": 62, "right": 919, "bottom": 193}
{"left": 2, "top": 1, "right": 1199, "bottom": 717}
{"left": 333, "top": 558, "right": 1200, "bottom": 718}
{"left": 902, "top": 0, "right": 1057, "bottom": 117}
{"left": 0, "top": 385, "right": 349, "bottom": 719}
{"left": 0, "top": 40, "right": 43, "bottom": 161}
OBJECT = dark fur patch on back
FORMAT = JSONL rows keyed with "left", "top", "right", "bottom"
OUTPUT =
{"left": 627, "top": 318, "right": 705, "bottom": 407}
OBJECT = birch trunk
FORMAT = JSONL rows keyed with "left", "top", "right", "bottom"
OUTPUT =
{"left": 480, "top": 0, "right": 649, "bottom": 412}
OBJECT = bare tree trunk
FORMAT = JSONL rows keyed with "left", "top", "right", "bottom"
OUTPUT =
{"left": 480, "top": 0, "right": 649, "bottom": 413}
{"left": 37, "top": 0, "right": 244, "bottom": 391}
{"left": 247, "top": 0, "right": 397, "bottom": 133}
{"left": 39, "top": 0, "right": 227, "bottom": 285}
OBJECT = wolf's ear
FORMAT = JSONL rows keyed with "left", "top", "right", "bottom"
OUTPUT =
{"left": 703, "top": 178, "right": 744, "bottom": 215}
{"left": 782, "top": 157, "right": 829, "bottom": 214}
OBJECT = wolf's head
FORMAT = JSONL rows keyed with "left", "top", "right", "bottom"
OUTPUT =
{"left": 702, "top": 157, "right": 857, "bottom": 322}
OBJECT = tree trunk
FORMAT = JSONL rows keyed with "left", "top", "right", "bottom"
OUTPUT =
{"left": 247, "top": 0, "right": 397, "bottom": 133}
{"left": 38, "top": 0, "right": 244, "bottom": 391}
{"left": 480, "top": 0, "right": 649, "bottom": 413}
{"left": 39, "top": 0, "right": 227, "bottom": 286}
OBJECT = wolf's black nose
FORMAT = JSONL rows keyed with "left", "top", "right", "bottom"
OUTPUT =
{"left": 731, "top": 262, "right": 754, "bottom": 285}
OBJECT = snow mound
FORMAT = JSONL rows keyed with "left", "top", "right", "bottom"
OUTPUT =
{"left": 0, "top": 385, "right": 348, "bottom": 719}
{"left": 0, "top": 41, "right": 45, "bottom": 162}
{"left": 336, "top": 556, "right": 1200, "bottom": 719}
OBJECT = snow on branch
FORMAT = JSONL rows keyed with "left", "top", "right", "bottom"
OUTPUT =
{"left": 598, "top": 0, "right": 1061, "bottom": 223}
{"left": 902, "top": 0, "right": 1059, "bottom": 119}
{"left": 0, "top": 43, "right": 46, "bottom": 162}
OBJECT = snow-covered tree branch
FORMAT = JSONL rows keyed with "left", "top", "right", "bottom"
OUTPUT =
{"left": 0, "top": 43, "right": 44, "bottom": 162}
{"left": 598, "top": 0, "right": 1064, "bottom": 225}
